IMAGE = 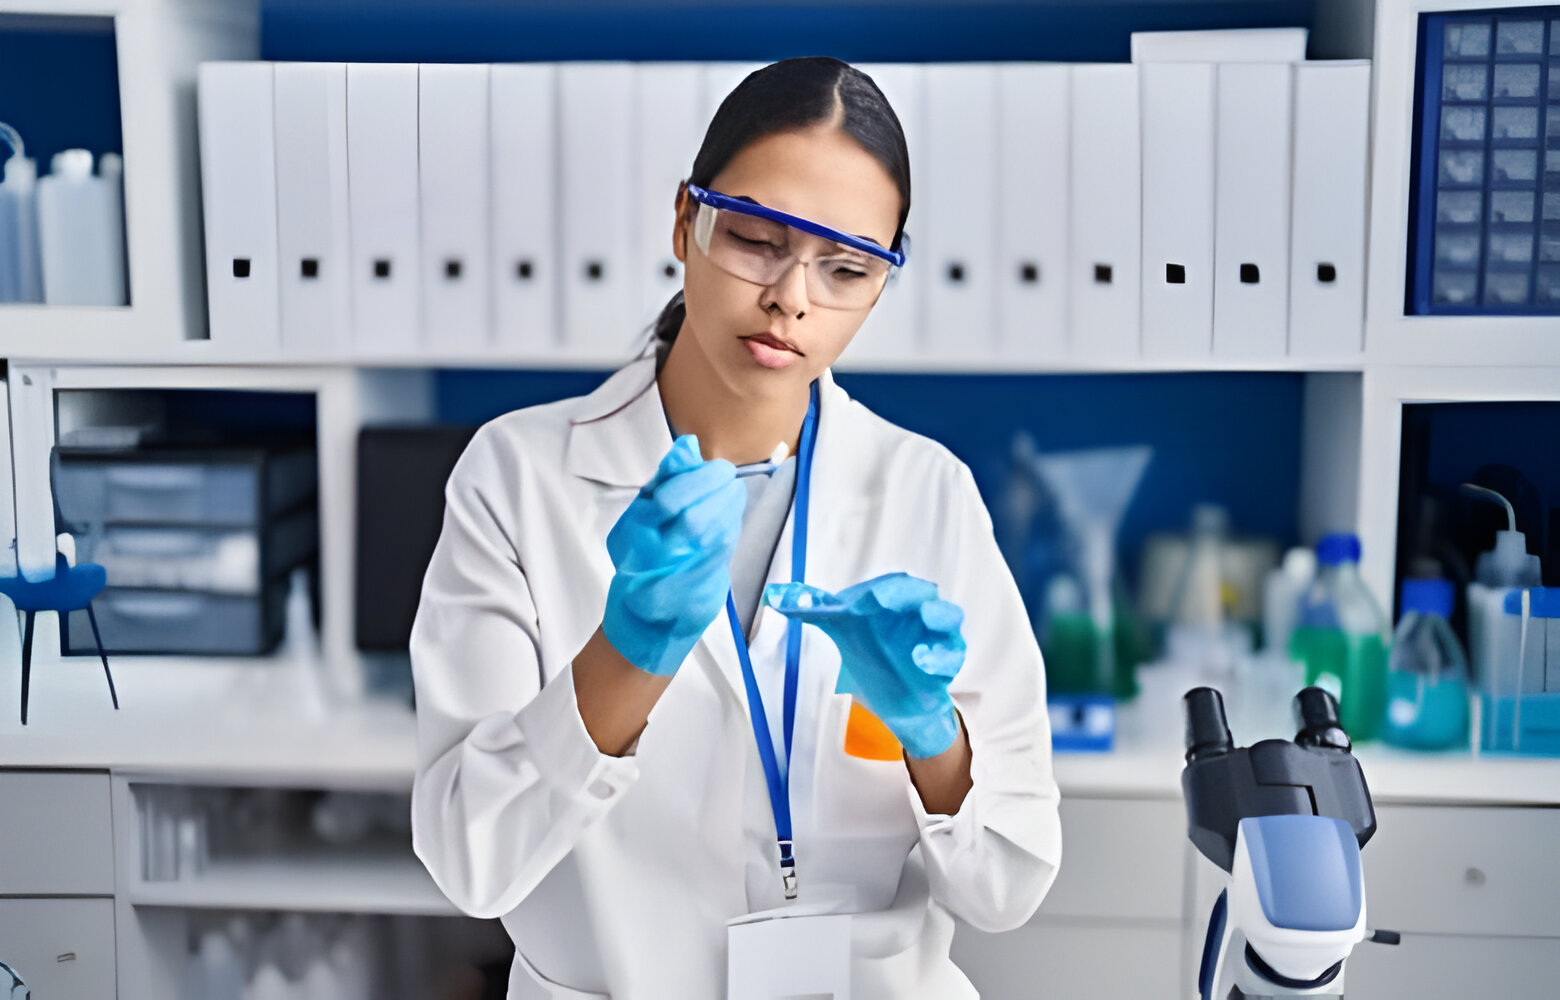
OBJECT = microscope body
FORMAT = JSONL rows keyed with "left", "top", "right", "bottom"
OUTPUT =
{"left": 1183, "top": 687, "right": 1383, "bottom": 999}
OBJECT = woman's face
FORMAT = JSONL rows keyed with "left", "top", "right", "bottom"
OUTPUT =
{"left": 672, "top": 124, "right": 902, "bottom": 400}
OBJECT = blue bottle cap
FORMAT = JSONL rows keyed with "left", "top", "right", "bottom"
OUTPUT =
{"left": 1400, "top": 577, "right": 1454, "bottom": 619}
{"left": 1316, "top": 532, "right": 1362, "bottom": 567}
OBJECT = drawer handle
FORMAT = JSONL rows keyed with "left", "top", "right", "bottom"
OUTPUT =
{"left": 105, "top": 466, "right": 204, "bottom": 491}
{"left": 1464, "top": 866, "right": 1486, "bottom": 887}
{"left": 57, "top": 952, "right": 77, "bottom": 963}
{"left": 103, "top": 592, "right": 205, "bottom": 618}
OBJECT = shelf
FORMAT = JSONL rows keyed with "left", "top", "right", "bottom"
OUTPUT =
{"left": 0, "top": 334, "right": 1376, "bottom": 373}
{"left": 128, "top": 840, "right": 459, "bottom": 916}
{"left": 0, "top": 654, "right": 419, "bottom": 789}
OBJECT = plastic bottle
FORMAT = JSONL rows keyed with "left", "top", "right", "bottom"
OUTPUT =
{"left": 0, "top": 122, "right": 44, "bottom": 303}
{"left": 1262, "top": 546, "right": 1317, "bottom": 657}
{"left": 1383, "top": 577, "right": 1471, "bottom": 750}
{"left": 1289, "top": 533, "right": 1389, "bottom": 741}
{"left": 196, "top": 927, "right": 246, "bottom": 1000}
{"left": 282, "top": 565, "right": 330, "bottom": 720}
{"left": 1462, "top": 483, "right": 1542, "bottom": 697}
{"left": 36, "top": 148, "right": 127, "bottom": 305}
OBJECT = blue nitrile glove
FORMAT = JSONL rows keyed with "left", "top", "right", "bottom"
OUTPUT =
{"left": 602, "top": 434, "right": 747, "bottom": 676}
{"left": 764, "top": 573, "right": 966, "bottom": 758}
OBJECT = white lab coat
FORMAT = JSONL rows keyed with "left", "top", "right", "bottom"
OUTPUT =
{"left": 410, "top": 355, "right": 1062, "bottom": 999}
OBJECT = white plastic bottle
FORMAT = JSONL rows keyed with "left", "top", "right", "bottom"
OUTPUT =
{"left": 0, "top": 128, "right": 44, "bottom": 303}
{"left": 281, "top": 565, "right": 331, "bottom": 719}
{"left": 1463, "top": 483, "right": 1542, "bottom": 697}
{"left": 1262, "top": 546, "right": 1317, "bottom": 657}
{"left": 36, "top": 148, "right": 127, "bottom": 305}
{"left": 196, "top": 927, "right": 246, "bottom": 1000}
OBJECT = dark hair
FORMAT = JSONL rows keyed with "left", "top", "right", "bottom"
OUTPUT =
{"left": 647, "top": 56, "right": 912, "bottom": 356}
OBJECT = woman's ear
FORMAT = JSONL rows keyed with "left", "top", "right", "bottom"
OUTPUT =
{"left": 672, "top": 184, "right": 690, "bottom": 264}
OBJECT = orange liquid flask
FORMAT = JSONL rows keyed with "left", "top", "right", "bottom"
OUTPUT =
{"left": 843, "top": 700, "right": 902, "bottom": 760}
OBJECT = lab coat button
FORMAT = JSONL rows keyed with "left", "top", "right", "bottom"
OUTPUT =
{"left": 589, "top": 779, "right": 616, "bottom": 800}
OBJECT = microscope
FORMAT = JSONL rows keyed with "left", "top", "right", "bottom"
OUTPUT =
{"left": 1182, "top": 686, "right": 1399, "bottom": 998}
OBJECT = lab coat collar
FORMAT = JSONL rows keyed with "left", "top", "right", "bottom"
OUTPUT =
{"left": 564, "top": 353, "right": 849, "bottom": 491}
{"left": 564, "top": 355, "right": 671, "bottom": 490}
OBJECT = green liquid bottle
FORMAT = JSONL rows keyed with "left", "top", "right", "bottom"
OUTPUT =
{"left": 1288, "top": 533, "right": 1390, "bottom": 742}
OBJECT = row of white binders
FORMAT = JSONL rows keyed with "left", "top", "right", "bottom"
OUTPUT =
{"left": 197, "top": 55, "right": 1370, "bottom": 364}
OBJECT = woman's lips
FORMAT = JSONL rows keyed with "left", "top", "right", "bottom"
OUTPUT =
{"left": 744, "top": 333, "right": 800, "bottom": 354}
{"left": 741, "top": 334, "right": 802, "bottom": 369}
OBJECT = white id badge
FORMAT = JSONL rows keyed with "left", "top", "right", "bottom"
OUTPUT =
{"left": 726, "top": 911, "right": 851, "bottom": 1000}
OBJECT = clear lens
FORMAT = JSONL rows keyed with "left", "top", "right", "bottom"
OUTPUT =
{"left": 691, "top": 202, "right": 891, "bottom": 309}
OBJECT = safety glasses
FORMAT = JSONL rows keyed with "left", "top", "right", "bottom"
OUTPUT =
{"left": 684, "top": 183, "right": 907, "bottom": 311}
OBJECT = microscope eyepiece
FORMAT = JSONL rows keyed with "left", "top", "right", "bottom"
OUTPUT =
{"left": 1183, "top": 687, "right": 1233, "bottom": 762}
{"left": 1294, "top": 687, "right": 1352, "bottom": 751}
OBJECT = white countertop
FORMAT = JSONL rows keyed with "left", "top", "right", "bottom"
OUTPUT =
{"left": 4, "top": 654, "right": 1559, "bottom": 806}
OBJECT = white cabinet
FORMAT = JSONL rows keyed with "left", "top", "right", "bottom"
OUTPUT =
{"left": 953, "top": 918, "right": 1182, "bottom": 998}
{"left": 1345, "top": 931, "right": 1560, "bottom": 997}
{"left": 952, "top": 796, "right": 1187, "bottom": 997}
{"left": 0, "top": 769, "right": 115, "bottom": 895}
{"left": 1036, "top": 796, "right": 1185, "bottom": 922}
{"left": 0, "top": 897, "right": 118, "bottom": 998}
{"left": 1365, "top": 805, "right": 1560, "bottom": 938}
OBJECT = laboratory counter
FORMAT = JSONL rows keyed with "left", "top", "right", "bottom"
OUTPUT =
{"left": 2, "top": 655, "right": 1558, "bottom": 804}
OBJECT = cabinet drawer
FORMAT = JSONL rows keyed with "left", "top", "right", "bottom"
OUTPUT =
{"left": 0, "top": 770, "right": 115, "bottom": 895}
{"left": 0, "top": 897, "right": 117, "bottom": 998}
{"left": 1038, "top": 797, "right": 1185, "bottom": 921}
{"left": 1365, "top": 804, "right": 1560, "bottom": 937}
{"left": 1345, "top": 930, "right": 1560, "bottom": 998}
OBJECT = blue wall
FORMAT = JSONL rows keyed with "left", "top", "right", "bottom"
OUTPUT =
{"left": 433, "top": 367, "right": 1307, "bottom": 585}
{"left": 0, "top": 16, "right": 122, "bottom": 172}
{"left": 260, "top": 0, "right": 1318, "bottom": 64}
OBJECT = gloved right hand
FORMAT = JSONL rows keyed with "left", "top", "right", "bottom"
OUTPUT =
{"left": 602, "top": 434, "right": 746, "bottom": 677}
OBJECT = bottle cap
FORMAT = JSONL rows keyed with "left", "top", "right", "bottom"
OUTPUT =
{"left": 50, "top": 148, "right": 93, "bottom": 179}
{"left": 1401, "top": 576, "right": 1454, "bottom": 619}
{"left": 1316, "top": 532, "right": 1361, "bottom": 567}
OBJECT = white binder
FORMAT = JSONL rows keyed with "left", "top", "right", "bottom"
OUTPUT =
{"left": 273, "top": 62, "right": 352, "bottom": 361}
{"left": 419, "top": 63, "right": 492, "bottom": 356}
{"left": 921, "top": 63, "right": 998, "bottom": 360}
{"left": 490, "top": 63, "right": 558, "bottom": 355}
{"left": 346, "top": 62, "right": 422, "bottom": 356}
{"left": 198, "top": 61, "right": 280, "bottom": 354}
{"left": 1140, "top": 61, "right": 1216, "bottom": 361}
{"left": 1289, "top": 60, "right": 1370, "bottom": 360}
{"left": 849, "top": 62, "right": 922, "bottom": 365}
{"left": 1068, "top": 63, "right": 1141, "bottom": 361}
{"left": 1131, "top": 28, "right": 1309, "bottom": 63}
{"left": 1213, "top": 61, "right": 1293, "bottom": 359}
{"left": 559, "top": 62, "right": 638, "bottom": 358}
{"left": 636, "top": 63, "right": 706, "bottom": 331}
{"left": 997, "top": 62, "right": 1069, "bottom": 362}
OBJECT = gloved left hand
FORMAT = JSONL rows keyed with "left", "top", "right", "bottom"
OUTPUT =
{"left": 764, "top": 573, "right": 966, "bottom": 759}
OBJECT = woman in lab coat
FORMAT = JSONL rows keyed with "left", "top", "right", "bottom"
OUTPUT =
{"left": 410, "top": 57, "right": 1061, "bottom": 999}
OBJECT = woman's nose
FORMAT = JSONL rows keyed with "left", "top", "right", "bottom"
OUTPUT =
{"left": 762, "top": 258, "right": 810, "bottom": 321}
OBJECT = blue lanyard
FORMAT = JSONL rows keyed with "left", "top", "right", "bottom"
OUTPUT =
{"left": 723, "top": 379, "right": 819, "bottom": 901}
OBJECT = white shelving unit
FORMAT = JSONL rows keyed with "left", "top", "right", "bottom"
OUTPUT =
{"left": 0, "top": 0, "right": 261, "bottom": 361}
{"left": 126, "top": 840, "right": 457, "bottom": 917}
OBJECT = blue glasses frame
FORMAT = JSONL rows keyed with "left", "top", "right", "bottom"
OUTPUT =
{"left": 683, "top": 183, "right": 907, "bottom": 268}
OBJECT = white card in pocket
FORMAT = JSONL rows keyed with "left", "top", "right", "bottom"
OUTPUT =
{"left": 726, "top": 910, "right": 851, "bottom": 1000}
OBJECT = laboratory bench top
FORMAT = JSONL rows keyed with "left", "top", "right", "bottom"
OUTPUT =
{"left": 1, "top": 656, "right": 1558, "bottom": 805}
